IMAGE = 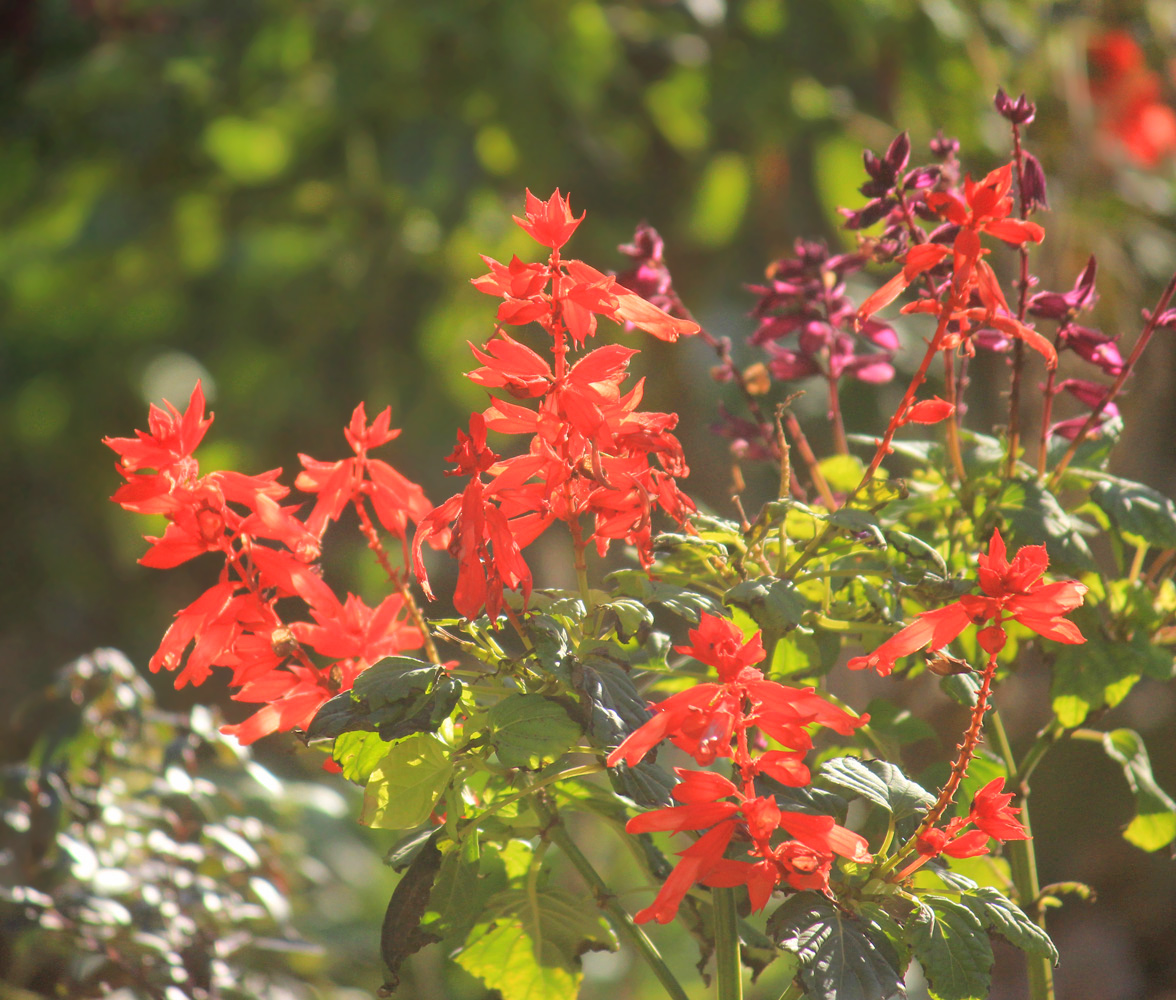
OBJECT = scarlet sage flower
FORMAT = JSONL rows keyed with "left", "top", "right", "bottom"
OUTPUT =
{"left": 848, "top": 528, "right": 1086, "bottom": 676}
{"left": 857, "top": 165, "right": 1056, "bottom": 368}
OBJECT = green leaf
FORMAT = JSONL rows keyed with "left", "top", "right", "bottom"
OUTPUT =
{"left": 332, "top": 730, "right": 392, "bottom": 783}
{"left": 571, "top": 657, "right": 650, "bottom": 750}
{"left": 817, "top": 756, "right": 934, "bottom": 819}
{"left": 605, "top": 569, "right": 723, "bottom": 623}
{"left": 1090, "top": 476, "right": 1176, "bottom": 549}
{"left": 770, "top": 631, "right": 842, "bottom": 678}
{"left": 940, "top": 672, "right": 982, "bottom": 708}
{"left": 862, "top": 698, "right": 937, "bottom": 746}
{"left": 488, "top": 695, "right": 580, "bottom": 768}
{"left": 455, "top": 887, "right": 617, "bottom": 1000}
{"left": 595, "top": 597, "right": 654, "bottom": 640}
{"left": 767, "top": 893, "right": 905, "bottom": 1000}
{"left": 1050, "top": 623, "right": 1148, "bottom": 727}
{"left": 1101, "top": 729, "right": 1176, "bottom": 851}
{"left": 996, "top": 480, "right": 1094, "bottom": 571}
{"left": 909, "top": 897, "right": 993, "bottom": 1000}
{"left": 888, "top": 530, "right": 947, "bottom": 576}
{"left": 608, "top": 758, "right": 676, "bottom": 808}
{"left": 362, "top": 734, "right": 453, "bottom": 831}
{"left": 957, "top": 886, "right": 1057, "bottom": 962}
{"left": 827, "top": 508, "right": 887, "bottom": 549}
{"left": 307, "top": 657, "right": 461, "bottom": 742}
{"left": 725, "top": 576, "right": 810, "bottom": 635}
{"left": 380, "top": 832, "right": 443, "bottom": 992}
{"left": 423, "top": 843, "right": 508, "bottom": 948}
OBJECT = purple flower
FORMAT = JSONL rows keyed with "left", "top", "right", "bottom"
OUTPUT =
{"left": 994, "top": 88, "right": 1037, "bottom": 125}
{"left": 1028, "top": 256, "right": 1098, "bottom": 320}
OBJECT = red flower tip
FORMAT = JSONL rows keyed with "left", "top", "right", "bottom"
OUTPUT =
{"left": 513, "top": 188, "right": 585, "bottom": 250}
{"left": 902, "top": 396, "right": 955, "bottom": 425}
{"left": 969, "top": 778, "right": 1029, "bottom": 841}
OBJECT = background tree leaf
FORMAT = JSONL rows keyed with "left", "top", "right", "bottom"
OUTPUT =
{"left": 1101, "top": 728, "right": 1176, "bottom": 851}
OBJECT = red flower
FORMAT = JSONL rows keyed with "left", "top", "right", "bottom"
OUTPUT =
{"left": 296, "top": 403, "right": 439, "bottom": 551}
{"left": 848, "top": 528, "right": 1086, "bottom": 676}
{"left": 103, "top": 381, "right": 211, "bottom": 480}
{"left": 512, "top": 188, "right": 585, "bottom": 250}
{"left": 969, "top": 777, "right": 1029, "bottom": 841}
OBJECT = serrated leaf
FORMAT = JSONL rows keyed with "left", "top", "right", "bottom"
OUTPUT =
{"left": 455, "top": 887, "right": 616, "bottom": 1000}
{"left": 362, "top": 734, "right": 453, "bottom": 830}
{"left": 332, "top": 729, "right": 392, "bottom": 782}
{"left": 596, "top": 597, "right": 654, "bottom": 640}
{"left": 817, "top": 757, "right": 934, "bottom": 820}
{"left": 488, "top": 695, "right": 580, "bottom": 768}
{"left": 997, "top": 480, "right": 1094, "bottom": 571}
{"left": 725, "top": 576, "right": 810, "bottom": 634}
{"left": 1090, "top": 477, "right": 1176, "bottom": 548}
{"left": 957, "top": 886, "right": 1057, "bottom": 962}
{"left": 572, "top": 658, "right": 651, "bottom": 749}
{"left": 1101, "top": 728, "right": 1176, "bottom": 851}
{"left": 909, "top": 897, "right": 992, "bottom": 1000}
{"left": 307, "top": 658, "right": 461, "bottom": 742}
{"left": 605, "top": 569, "right": 723, "bottom": 623}
{"left": 423, "top": 844, "right": 508, "bottom": 947}
{"left": 767, "top": 893, "right": 905, "bottom": 1000}
{"left": 608, "top": 758, "right": 676, "bottom": 807}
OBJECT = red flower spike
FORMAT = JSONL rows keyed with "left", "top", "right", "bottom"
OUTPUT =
{"left": 513, "top": 188, "right": 585, "bottom": 250}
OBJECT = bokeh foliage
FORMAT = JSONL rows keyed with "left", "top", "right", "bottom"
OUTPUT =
{"left": 4, "top": 0, "right": 1176, "bottom": 996}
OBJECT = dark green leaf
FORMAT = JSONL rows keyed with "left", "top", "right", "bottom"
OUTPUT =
{"left": 605, "top": 569, "right": 723, "bottom": 623}
{"left": 957, "top": 887, "right": 1057, "bottom": 962}
{"left": 488, "top": 695, "right": 580, "bottom": 768}
{"left": 888, "top": 531, "right": 947, "bottom": 576}
{"left": 1090, "top": 476, "right": 1176, "bottom": 549}
{"left": 909, "top": 897, "right": 992, "bottom": 1000}
{"left": 608, "top": 759, "right": 676, "bottom": 808}
{"left": 1101, "top": 729, "right": 1176, "bottom": 851}
{"left": 571, "top": 657, "right": 651, "bottom": 750}
{"left": 817, "top": 757, "right": 934, "bottom": 819}
{"left": 725, "top": 576, "right": 810, "bottom": 634}
{"left": 940, "top": 672, "right": 982, "bottom": 708}
{"left": 307, "top": 658, "right": 460, "bottom": 742}
{"left": 380, "top": 832, "right": 443, "bottom": 993}
{"left": 595, "top": 597, "right": 654, "bottom": 640}
{"left": 863, "top": 698, "right": 937, "bottom": 746}
{"left": 996, "top": 480, "right": 1094, "bottom": 571}
{"left": 767, "top": 893, "right": 905, "bottom": 1000}
{"left": 827, "top": 509, "right": 887, "bottom": 549}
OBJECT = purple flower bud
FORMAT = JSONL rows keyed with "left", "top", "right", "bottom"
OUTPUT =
{"left": 1050, "top": 407, "right": 1119, "bottom": 440}
{"left": 859, "top": 319, "right": 899, "bottom": 351}
{"left": 972, "top": 328, "right": 1013, "bottom": 352}
{"left": 1058, "top": 378, "right": 1112, "bottom": 409}
{"left": 749, "top": 313, "right": 805, "bottom": 345}
{"left": 842, "top": 198, "right": 894, "bottom": 230}
{"left": 1028, "top": 257, "right": 1098, "bottom": 320}
{"left": 799, "top": 320, "right": 833, "bottom": 354}
{"left": 903, "top": 166, "right": 941, "bottom": 191}
{"left": 1061, "top": 324, "right": 1124, "bottom": 376}
{"left": 618, "top": 222, "right": 665, "bottom": 263}
{"left": 862, "top": 148, "right": 890, "bottom": 183}
{"left": 885, "top": 132, "right": 911, "bottom": 174}
{"left": 1153, "top": 307, "right": 1176, "bottom": 329}
{"left": 838, "top": 353, "right": 895, "bottom": 384}
{"left": 767, "top": 348, "right": 821, "bottom": 381}
{"left": 930, "top": 132, "right": 960, "bottom": 160}
{"left": 1021, "top": 152, "right": 1049, "bottom": 212}
{"left": 994, "top": 88, "right": 1037, "bottom": 125}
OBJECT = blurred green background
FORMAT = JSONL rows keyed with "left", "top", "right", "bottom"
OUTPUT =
{"left": 4, "top": 0, "right": 1176, "bottom": 997}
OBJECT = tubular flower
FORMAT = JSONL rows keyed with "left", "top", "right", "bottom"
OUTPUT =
{"left": 607, "top": 614, "right": 870, "bottom": 923}
{"left": 848, "top": 528, "right": 1087, "bottom": 676}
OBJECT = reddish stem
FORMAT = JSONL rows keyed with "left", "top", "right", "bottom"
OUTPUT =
{"left": 1005, "top": 121, "right": 1033, "bottom": 477}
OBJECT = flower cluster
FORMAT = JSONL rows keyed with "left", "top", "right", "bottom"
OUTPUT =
{"left": 105, "top": 389, "right": 433, "bottom": 743}
{"left": 849, "top": 528, "right": 1086, "bottom": 676}
{"left": 1088, "top": 28, "right": 1176, "bottom": 168}
{"left": 412, "top": 191, "right": 700, "bottom": 621}
{"left": 607, "top": 613, "right": 870, "bottom": 923}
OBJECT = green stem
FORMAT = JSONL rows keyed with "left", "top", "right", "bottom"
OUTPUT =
{"left": 988, "top": 708, "right": 1056, "bottom": 1000}
{"left": 713, "top": 886, "right": 744, "bottom": 1000}
{"left": 534, "top": 800, "right": 691, "bottom": 1000}
{"left": 774, "top": 980, "right": 805, "bottom": 1000}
